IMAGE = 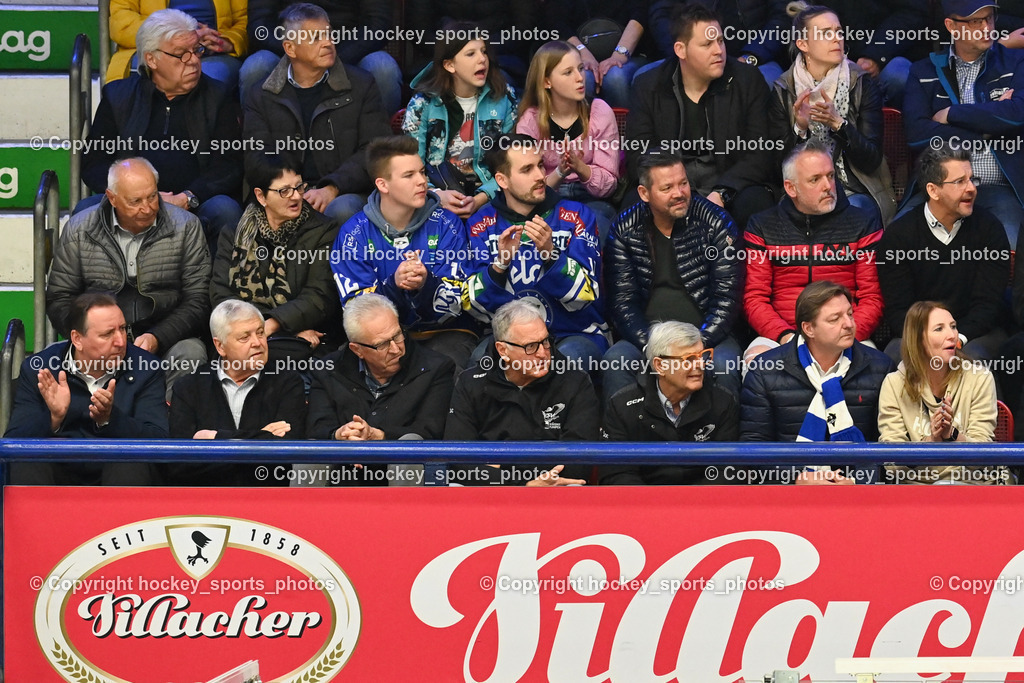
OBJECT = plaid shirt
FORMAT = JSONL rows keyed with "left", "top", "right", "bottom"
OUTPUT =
{"left": 952, "top": 48, "right": 1007, "bottom": 187}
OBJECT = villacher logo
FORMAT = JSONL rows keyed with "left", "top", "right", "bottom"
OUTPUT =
{"left": 34, "top": 516, "right": 361, "bottom": 682}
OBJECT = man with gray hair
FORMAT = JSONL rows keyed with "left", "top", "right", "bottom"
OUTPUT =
{"left": 743, "top": 139, "right": 883, "bottom": 363}
{"left": 80, "top": 8, "right": 242, "bottom": 255}
{"left": 601, "top": 321, "right": 739, "bottom": 485}
{"left": 168, "top": 299, "right": 306, "bottom": 485}
{"left": 307, "top": 293, "right": 454, "bottom": 483}
{"left": 445, "top": 299, "right": 598, "bottom": 486}
{"left": 48, "top": 157, "right": 211, "bottom": 399}
{"left": 244, "top": 2, "right": 392, "bottom": 225}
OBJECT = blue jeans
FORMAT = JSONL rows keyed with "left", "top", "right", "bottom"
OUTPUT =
{"left": 133, "top": 52, "right": 240, "bottom": 92}
{"left": 585, "top": 56, "right": 647, "bottom": 109}
{"left": 197, "top": 195, "right": 242, "bottom": 258}
{"left": 324, "top": 194, "right": 366, "bottom": 226}
{"left": 877, "top": 57, "right": 911, "bottom": 110}
{"left": 239, "top": 49, "right": 402, "bottom": 114}
{"left": 557, "top": 182, "right": 617, "bottom": 245}
{"left": 847, "top": 191, "right": 882, "bottom": 226}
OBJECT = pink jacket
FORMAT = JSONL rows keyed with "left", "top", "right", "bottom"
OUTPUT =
{"left": 516, "top": 98, "right": 620, "bottom": 199}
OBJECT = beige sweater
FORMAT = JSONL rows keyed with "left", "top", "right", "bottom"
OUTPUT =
{"left": 878, "top": 362, "right": 1002, "bottom": 484}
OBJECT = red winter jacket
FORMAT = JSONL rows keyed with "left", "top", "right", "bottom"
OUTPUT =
{"left": 743, "top": 194, "right": 883, "bottom": 342}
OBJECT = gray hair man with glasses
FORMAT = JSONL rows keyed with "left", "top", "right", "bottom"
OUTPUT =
{"left": 444, "top": 299, "right": 599, "bottom": 486}
{"left": 307, "top": 293, "right": 455, "bottom": 484}
{"left": 902, "top": 0, "right": 1024, "bottom": 248}
{"left": 878, "top": 143, "right": 1011, "bottom": 363}
{"left": 601, "top": 321, "right": 739, "bottom": 485}
{"left": 79, "top": 8, "right": 243, "bottom": 257}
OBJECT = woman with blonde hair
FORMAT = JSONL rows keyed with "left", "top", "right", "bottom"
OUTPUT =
{"left": 768, "top": 2, "right": 895, "bottom": 224}
{"left": 516, "top": 41, "right": 620, "bottom": 241}
{"left": 879, "top": 301, "right": 1003, "bottom": 483}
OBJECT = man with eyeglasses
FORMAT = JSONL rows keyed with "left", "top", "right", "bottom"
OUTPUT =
{"left": 307, "top": 294, "right": 455, "bottom": 483}
{"left": 903, "top": 0, "right": 1024, "bottom": 247}
{"left": 741, "top": 281, "right": 894, "bottom": 483}
{"left": 244, "top": 3, "right": 392, "bottom": 226}
{"left": 601, "top": 321, "right": 739, "bottom": 486}
{"left": 80, "top": 9, "right": 243, "bottom": 257}
{"left": 332, "top": 136, "right": 477, "bottom": 367}
{"left": 877, "top": 144, "right": 1011, "bottom": 363}
{"left": 445, "top": 299, "right": 599, "bottom": 486}
{"left": 47, "top": 158, "right": 211, "bottom": 400}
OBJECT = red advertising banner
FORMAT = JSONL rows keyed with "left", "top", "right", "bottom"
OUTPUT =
{"left": 7, "top": 485, "right": 1024, "bottom": 682}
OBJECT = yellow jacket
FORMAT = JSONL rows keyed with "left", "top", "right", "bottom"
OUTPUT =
{"left": 107, "top": 0, "right": 247, "bottom": 82}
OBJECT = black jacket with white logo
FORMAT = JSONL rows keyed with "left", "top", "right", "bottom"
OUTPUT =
{"left": 444, "top": 347, "right": 598, "bottom": 484}
{"left": 600, "top": 374, "right": 739, "bottom": 485}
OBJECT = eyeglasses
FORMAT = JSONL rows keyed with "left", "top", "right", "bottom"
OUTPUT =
{"left": 500, "top": 336, "right": 553, "bottom": 356}
{"left": 351, "top": 330, "right": 405, "bottom": 352}
{"left": 938, "top": 176, "right": 980, "bottom": 189}
{"left": 266, "top": 182, "right": 310, "bottom": 198}
{"left": 157, "top": 45, "right": 206, "bottom": 63}
{"left": 658, "top": 348, "right": 714, "bottom": 366}
{"left": 950, "top": 12, "right": 997, "bottom": 29}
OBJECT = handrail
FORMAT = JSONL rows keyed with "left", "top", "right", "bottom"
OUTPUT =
{"left": 2, "top": 440, "right": 1023, "bottom": 466}
{"left": 98, "top": 0, "right": 110, "bottom": 82}
{"left": 33, "top": 171, "right": 61, "bottom": 352}
{"left": 69, "top": 34, "right": 92, "bottom": 209}
{"left": 0, "top": 319, "right": 27, "bottom": 436}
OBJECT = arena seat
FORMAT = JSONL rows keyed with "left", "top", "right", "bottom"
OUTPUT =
{"left": 882, "top": 107, "right": 910, "bottom": 202}
{"left": 996, "top": 400, "right": 1014, "bottom": 443}
{"left": 391, "top": 109, "right": 405, "bottom": 135}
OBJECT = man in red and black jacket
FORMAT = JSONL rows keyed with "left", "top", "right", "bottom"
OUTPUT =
{"left": 743, "top": 139, "right": 883, "bottom": 362}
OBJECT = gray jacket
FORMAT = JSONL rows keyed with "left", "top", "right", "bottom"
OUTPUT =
{"left": 47, "top": 198, "right": 211, "bottom": 350}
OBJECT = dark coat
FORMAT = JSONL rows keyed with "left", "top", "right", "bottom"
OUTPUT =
{"left": 169, "top": 365, "right": 307, "bottom": 440}
{"left": 606, "top": 196, "right": 743, "bottom": 349}
{"left": 4, "top": 343, "right": 168, "bottom": 439}
{"left": 306, "top": 341, "right": 455, "bottom": 440}
{"left": 625, "top": 58, "right": 774, "bottom": 192}
{"left": 82, "top": 73, "right": 242, "bottom": 202}
{"left": 601, "top": 374, "right": 739, "bottom": 485}
{"left": 877, "top": 206, "right": 1010, "bottom": 339}
{"left": 243, "top": 57, "right": 393, "bottom": 196}
{"left": 210, "top": 205, "right": 342, "bottom": 339}
{"left": 740, "top": 340, "right": 895, "bottom": 441}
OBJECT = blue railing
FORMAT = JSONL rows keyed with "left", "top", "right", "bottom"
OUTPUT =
{"left": 1, "top": 440, "right": 1022, "bottom": 467}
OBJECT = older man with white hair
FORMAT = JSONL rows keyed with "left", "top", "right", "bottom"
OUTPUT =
{"left": 48, "top": 157, "right": 210, "bottom": 398}
{"left": 445, "top": 299, "right": 598, "bottom": 486}
{"left": 80, "top": 8, "right": 242, "bottom": 255}
{"left": 601, "top": 320, "right": 739, "bottom": 485}
{"left": 167, "top": 299, "right": 306, "bottom": 485}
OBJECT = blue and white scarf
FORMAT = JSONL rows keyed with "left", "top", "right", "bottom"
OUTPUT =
{"left": 796, "top": 336, "right": 865, "bottom": 443}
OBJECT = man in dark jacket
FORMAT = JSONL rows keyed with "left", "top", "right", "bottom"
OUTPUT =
{"left": 168, "top": 300, "right": 306, "bottom": 485}
{"left": 877, "top": 144, "right": 1010, "bottom": 362}
{"left": 741, "top": 282, "right": 895, "bottom": 483}
{"left": 903, "top": 0, "right": 1024, "bottom": 246}
{"left": 6, "top": 293, "right": 168, "bottom": 485}
{"left": 743, "top": 140, "right": 883, "bottom": 362}
{"left": 243, "top": 3, "right": 392, "bottom": 225}
{"left": 307, "top": 293, "right": 455, "bottom": 484}
{"left": 625, "top": 4, "right": 777, "bottom": 228}
{"left": 445, "top": 299, "right": 598, "bottom": 486}
{"left": 47, "top": 158, "right": 211, "bottom": 398}
{"left": 604, "top": 153, "right": 743, "bottom": 399}
{"left": 602, "top": 321, "right": 739, "bottom": 485}
{"left": 80, "top": 9, "right": 242, "bottom": 255}
{"left": 242, "top": 0, "right": 402, "bottom": 113}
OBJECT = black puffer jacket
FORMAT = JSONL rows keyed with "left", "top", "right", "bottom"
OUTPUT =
{"left": 740, "top": 339, "right": 895, "bottom": 441}
{"left": 606, "top": 195, "right": 743, "bottom": 349}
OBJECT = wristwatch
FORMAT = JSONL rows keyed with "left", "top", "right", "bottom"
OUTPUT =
{"left": 183, "top": 190, "right": 199, "bottom": 210}
{"left": 614, "top": 45, "right": 631, "bottom": 58}
{"left": 943, "top": 427, "right": 960, "bottom": 442}
{"left": 742, "top": 54, "right": 758, "bottom": 66}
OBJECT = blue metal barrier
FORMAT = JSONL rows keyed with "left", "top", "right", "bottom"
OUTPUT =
{"left": 1, "top": 439, "right": 1022, "bottom": 467}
